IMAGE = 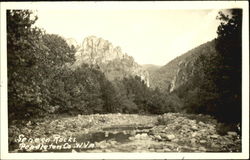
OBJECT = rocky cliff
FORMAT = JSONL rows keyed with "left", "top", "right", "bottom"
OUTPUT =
{"left": 72, "top": 36, "right": 149, "bottom": 86}
{"left": 65, "top": 38, "right": 80, "bottom": 49}
{"left": 150, "top": 40, "right": 217, "bottom": 92}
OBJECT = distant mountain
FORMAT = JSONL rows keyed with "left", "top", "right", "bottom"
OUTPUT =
{"left": 141, "top": 64, "right": 161, "bottom": 73}
{"left": 150, "top": 40, "right": 217, "bottom": 92}
{"left": 72, "top": 36, "right": 149, "bottom": 86}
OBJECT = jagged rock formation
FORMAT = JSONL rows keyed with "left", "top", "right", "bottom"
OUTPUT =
{"left": 149, "top": 40, "right": 217, "bottom": 92}
{"left": 65, "top": 38, "right": 80, "bottom": 49}
{"left": 72, "top": 36, "right": 149, "bottom": 86}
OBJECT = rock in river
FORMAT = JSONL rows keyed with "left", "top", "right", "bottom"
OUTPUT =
{"left": 166, "top": 134, "right": 175, "bottom": 141}
{"left": 210, "top": 134, "right": 219, "bottom": 139}
{"left": 134, "top": 133, "right": 149, "bottom": 140}
{"left": 199, "top": 140, "right": 207, "bottom": 144}
{"left": 227, "top": 131, "right": 237, "bottom": 137}
{"left": 191, "top": 125, "right": 198, "bottom": 131}
{"left": 154, "top": 135, "right": 162, "bottom": 141}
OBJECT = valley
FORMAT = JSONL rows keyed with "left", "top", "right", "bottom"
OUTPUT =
{"left": 6, "top": 9, "right": 243, "bottom": 154}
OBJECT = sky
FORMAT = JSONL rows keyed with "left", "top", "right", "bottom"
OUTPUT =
{"left": 35, "top": 9, "right": 221, "bottom": 66}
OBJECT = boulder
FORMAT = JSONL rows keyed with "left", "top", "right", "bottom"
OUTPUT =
{"left": 199, "top": 146, "right": 206, "bottom": 152}
{"left": 172, "top": 138, "right": 179, "bottom": 142}
{"left": 191, "top": 125, "right": 198, "bottom": 131}
{"left": 129, "top": 136, "right": 135, "bottom": 140}
{"left": 135, "top": 134, "right": 141, "bottom": 139}
{"left": 154, "top": 135, "right": 162, "bottom": 141}
{"left": 140, "top": 133, "right": 149, "bottom": 140}
{"left": 190, "top": 138, "right": 196, "bottom": 144}
{"left": 163, "top": 148, "right": 171, "bottom": 152}
{"left": 210, "top": 134, "right": 219, "bottom": 139}
{"left": 198, "top": 121, "right": 205, "bottom": 126}
{"left": 192, "top": 132, "right": 198, "bottom": 137}
{"left": 227, "top": 131, "right": 237, "bottom": 137}
{"left": 166, "top": 134, "right": 175, "bottom": 141}
{"left": 134, "top": 133, "right": 149, "bottom": 140}
{"left": 105, "top": 131, "right": 109, "bottom": 137}
{"left": 199, "top": 140, "right": 207, "bottom": 144}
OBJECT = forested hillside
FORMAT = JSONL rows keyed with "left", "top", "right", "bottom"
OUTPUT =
{"left": 169, "top": 10, "right": 242, "bottom": 124}
{"left": 149, "top": 40, "right": 217, "bottom": 92}
{"left": 145, "top": 10, "right": 242, "bottom": 124}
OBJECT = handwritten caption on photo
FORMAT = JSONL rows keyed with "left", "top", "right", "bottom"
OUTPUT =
{"left": 15, "top": 134, "right": 95, "bottom": 151}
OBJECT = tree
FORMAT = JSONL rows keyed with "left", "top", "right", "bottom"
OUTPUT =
{"left": 42, "top": 34, "right": 75, "bottom": 67}
{"left": 180, "top": 9, "right": 242, "bottom": 123}
{"left": 121, "top": 76, "right": 151, "bottom": 113}
{"left": 7, "top": 10, "right": 77, "bottom": 118}
{"left": 39, "top": 34, "right": 76, "bottom": 113}
{"left": 64, "top": 64, "right": 105, "bottom": 114}
{"left": 7, "top": 10, "right": 49, "bottom": 119}
{"left": 214, "top": 9, "right": 242, "bottom": 123}
{"left": 112, "top": 79, "right": 138, "bottom": 113}
{"left": 100, "top": 79, "right": 118, "bottom": 113}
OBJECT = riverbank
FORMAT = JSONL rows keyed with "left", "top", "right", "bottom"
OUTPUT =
{"left": 9, "top": 113, "right": 241, "bottom": 152}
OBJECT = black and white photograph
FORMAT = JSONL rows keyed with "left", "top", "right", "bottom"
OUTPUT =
{"left": 0, "top": 1, "right": 249, "bottom": 159}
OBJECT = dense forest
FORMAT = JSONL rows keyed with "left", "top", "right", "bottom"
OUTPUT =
{"left": 7, "top": 9, "right": 242, "bottom": 125}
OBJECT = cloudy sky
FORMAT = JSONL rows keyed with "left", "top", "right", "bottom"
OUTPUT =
{"left": 35, "top": 9, "right": 221, "bottom": 65}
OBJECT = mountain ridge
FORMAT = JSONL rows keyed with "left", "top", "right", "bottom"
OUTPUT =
{"left": 72, "top": 36, "right": 150, "bottom": 86}
{"left": 149, "top": 40, "right": 217, "bottom": 92}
